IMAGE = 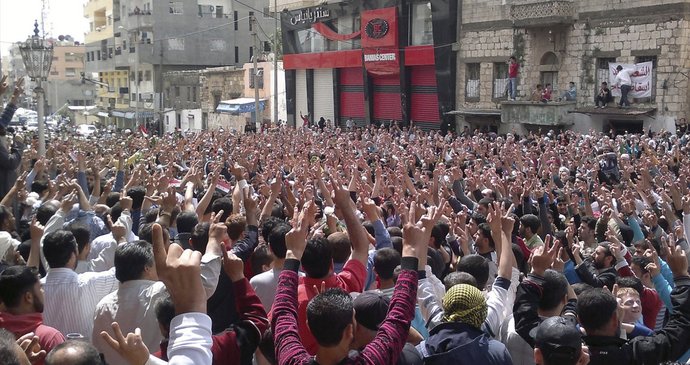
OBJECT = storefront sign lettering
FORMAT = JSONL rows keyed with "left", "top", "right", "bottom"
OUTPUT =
{"left": 290, "top": 7, "right": 331, "bottom": 25}
{"left": 364, "top": 53, "right": 397, "bottom": 62}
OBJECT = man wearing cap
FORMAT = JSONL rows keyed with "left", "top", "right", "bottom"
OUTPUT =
{"left": 534, "top": 316, "right": 589, "bottom": 365}
{"left": 351, "top": 292, "right": 423, "bottom": 365}
{"left": 417, "top": 284, "right": 512, "bottom": 364}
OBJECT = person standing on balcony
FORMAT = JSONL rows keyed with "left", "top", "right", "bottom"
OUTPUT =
{"left": 615, "top": 65, "right": 634, "bottom": 108}
{"left": 508, "top": 56, "right": 519, "bottom": 101}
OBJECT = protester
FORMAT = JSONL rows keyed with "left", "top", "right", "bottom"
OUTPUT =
{"left": 0, "top": 87, "right": 688, "bottom": 365}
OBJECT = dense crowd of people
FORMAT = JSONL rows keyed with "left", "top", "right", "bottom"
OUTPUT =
{"left": 2, "top": 77, "right": 690, "bottom": 365}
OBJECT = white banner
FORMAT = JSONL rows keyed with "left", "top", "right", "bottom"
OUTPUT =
{"left": 609, "top": 62, "right": 653, "bottom": 98}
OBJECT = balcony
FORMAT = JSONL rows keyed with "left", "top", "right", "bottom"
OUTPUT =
{"left": 510, "top": 0, "right": 576, "bottom": 27}
{"left": 500, "top": 100, "right": 575, "bottom": 131}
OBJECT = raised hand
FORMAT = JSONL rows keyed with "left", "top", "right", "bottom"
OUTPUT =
{"left": 16, "top": 332, "right": 46, "bottom": 364}
{"left": 530, "top": 235, "right": 559, "bottom": 276}
{"left": 402, "top": 200, "right": 445, "bottom": 258}
{"left": 285, "top": 201, "right": 316, "bottom": 260}
{"left": 99, "top": 323, "right": 149, "bottom": 365}
{"left": 667, "top": 244, "right": 689, "bottom": 277}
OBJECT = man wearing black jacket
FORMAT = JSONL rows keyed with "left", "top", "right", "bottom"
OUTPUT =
{"left": 579, "top": 245, "right": 690, "bottom": 364}
{"left": 573, "top": 242, "right": 618, "bottom": 291}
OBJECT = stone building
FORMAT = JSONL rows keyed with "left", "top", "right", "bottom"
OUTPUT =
{"left": 198, "top": 66, "right": 246, "bottom": 131}
{"left": 452, "top": 0, "right": 690, "bottom": 134}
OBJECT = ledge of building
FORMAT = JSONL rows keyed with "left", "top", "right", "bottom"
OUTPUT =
{"left": 569, "top": 106, "right": 657, "bottom": 116}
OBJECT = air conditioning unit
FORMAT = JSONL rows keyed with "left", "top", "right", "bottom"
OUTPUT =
{"left": 209, "top": 5, "right": 215, "bottom": 12}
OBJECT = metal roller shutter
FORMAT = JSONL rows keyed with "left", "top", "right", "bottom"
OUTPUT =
{"left": 295, "top": 70, "right": 308, "bottom": 128}
{"left": 339, "top": 68, "right": 365, "bottom": 126}
{"left": 373, "top": 75, "right": 402, "bottom": 122}
{"left": 313, "top": 69, "right": 335, "bottom": 124}
{"left": 411, "top": 65, "right": 440, "bottom": 123}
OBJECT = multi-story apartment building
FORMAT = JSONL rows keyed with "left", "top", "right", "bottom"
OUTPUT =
{"left": 452, "top": 0, "right": 690, "bottom": 134}
{"left": 84, "top": 0, "right": 274, "bottom": 130}
{"left": 46, "top": 42, "right": 96, "bottom": 113}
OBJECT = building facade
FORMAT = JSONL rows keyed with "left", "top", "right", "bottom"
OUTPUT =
{"left": 84, "top": 0, "right": 273, "bottom": 129}
{"left": 453, "top": 0, "right": 690, "bottom": 134}
{"left": 46, "top": 43, "right": 96, "bottom": 114}
{"left": 278, "top": 0, "right": 458, "bottom": 131}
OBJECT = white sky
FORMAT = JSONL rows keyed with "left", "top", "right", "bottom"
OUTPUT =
{"left": 0, "top": 0, "right": 88, "bottom": 55}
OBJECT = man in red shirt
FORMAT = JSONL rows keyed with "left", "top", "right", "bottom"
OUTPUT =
{"left": 508, "top": 56, "right": 519, "bottom": 100}
{"left": 291, "top": 180, "right": 371, "bottom": 355}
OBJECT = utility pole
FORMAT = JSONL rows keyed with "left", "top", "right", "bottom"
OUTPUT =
{"left": 252, "top": 15, "right": 260, "bottom": 132}
{"left": 273, "top": 0, "right": 278, "bottom": 127}
{"left": 134, "top": 14, "right": 140, "bottom": 130}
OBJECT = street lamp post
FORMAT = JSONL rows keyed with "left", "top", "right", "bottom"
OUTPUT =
{"left": 19, "top": 20, "right": 53, "bottom": 157}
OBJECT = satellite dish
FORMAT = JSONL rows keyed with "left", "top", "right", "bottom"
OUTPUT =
{"left": 65, "top": 35, "right": 73, "bottom": 41}
{"left": 58, "top": 35, "right": 65, "bottom": 41}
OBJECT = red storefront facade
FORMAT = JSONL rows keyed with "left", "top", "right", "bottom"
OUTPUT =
{"left": 281, "top": 1, "right": 457, "bottom": 131}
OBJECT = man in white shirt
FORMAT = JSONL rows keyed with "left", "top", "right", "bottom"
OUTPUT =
{"left": 250, "top": 222, "right": 291, "bottom": 310}
{"left": 41, "top": 229, "right": 120, "bottom": 340}
{"left": 92, "top": 220, "right": 223, "bottom": 365}
{"left": 615, "top": 65, "right": 634, "bottom": 108}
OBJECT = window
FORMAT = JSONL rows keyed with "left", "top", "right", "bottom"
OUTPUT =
{"left": 249, "top": 46, "right": 253, "bottom": 61}
{"left": 167, "top": 38, "right": 185, "bottom": 51}
{"left": 138, "top": 71, "right": 143, "bottom": 83}
{"left": 263, "top": 41, "right": 271, "bottom": 52}
{"left": 192, "top": 87, "right": 197, "bottom": 102}
{"left": 97, "top": 50, "right": 101, "bottom": 60}
{"left": 539, "top": 52, "right": 559, "bottom": 94}
{"left": 234, "top": 11, "right": 239, "bottom": 31}
{"left": 493, "top": 63, "right": 509, "bottom": 99}
{"left": 169, "top": 1, "right": 183, "bottom": 14}
{"left": 144, "top": 70, "right": 151, "bottom": 81}
{"left": 174, "top": 86, "right": 180, "bottom": 97}
{"left": 596, "top": 57, "right": 616, "bottom": 92}
{"left": 249, "top": 12, "right": 254, "bottom": 31}
{"left": 65, "top": 68, "right": 77, "bottom": 77}
{"left": 465, "top": 63, "right": 480, "bottom": 100}
{"left": 87, "top": 53, "right": 91, "bottom": 62}
{"left": 540, "top": 72, "right": 558, "bottom": 95}
{"left": 410, "top": 2, "right": 434, "bottom": 46}
{"left": 249, "top": 68, "right": 264, "bottom": 89}
{"left": 634, "top": 55, "right": 657, "bottom": 103}
{"left": 234, "top": 47, "right": 239, "bottom": 64}
{"left": 263, "top": 7, "right": 271, "bottom": 18}
{"left": 187, "top": 87, "right": 192, "bottom": 101}
{"left": 215, "top": 5, "right": 223, "bottom": 18}
{"left": 209, "top": 39, "right": 226, "bottom": 52}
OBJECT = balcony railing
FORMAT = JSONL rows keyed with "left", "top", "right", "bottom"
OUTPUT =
{"left": 510, "top": 0, "right": 576, "bottom": 26}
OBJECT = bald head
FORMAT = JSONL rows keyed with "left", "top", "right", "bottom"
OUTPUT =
{"left": 45, "top": 341, "right": 102, "bottom": 365}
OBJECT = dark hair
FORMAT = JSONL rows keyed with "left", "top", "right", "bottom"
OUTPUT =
{"left": 577, "top": 288, "right": 618, "bottom": 332}
{"left": 571, "top": 283, "right": 592, "bottom": 296}
{"left": 114, "top": 241, "right": 154, "bottom": 283}
{"left": 616, "top": 65, "right": 623, "bottom": 71}
{"left": 541, "top": 270, "right": 569, "bottom": 311}
{"left": 301, "top": 237, "right": 333, "bottom": 279}
{"left": 267, "top": 223, "right": 290, "bottom": 259}
{"left": 250, "top": 245, "right": 273, "bottom": 275}
{"left": 154, "top": 295, "right": 175, "bottom": 332}
{"left": 43, "top": 230, "right": 78, "bottom": 268}
{"left": 109, "top": 203, "right": 123, "bottom": 222}
{"left": 190, "top": 222, "right": 210, "bottom": 254}
{"left": 456, "top": 255, "right": 489, "bottom": 289}
{"left": 443, "top": 271, "right": 477, "bottom": 291}
{"left": 477, "top": 223, "right": 495, "bottom": 248}
{"left": 261, "top": 216, "right": 283, "bottom": 243}
{"left": 35, "top": 202, "right": 58, "bottom": 226}
{"left": 31, "top": 180, "right": 49, "bottom": 196}
{"left": 126, "top": 186, "right": 146, "bottom": 210}
{"left": 212, "top": 198, "right": 233, "bottom": 222}
{"left": 520, "top": 214, "right": 541, "bottom": 234}
{"left": 306, "top": 288, "right": 353, "bottom": 347}
{"left": 470, "top": 212, "right": 486, "bottom": 225}
{"left": 617, "top": 276, "right": 644, "bottom": 296}
{"left": 327, "top": 232, "right": 351, "bottom": 265}
{"left": 45, "top": 340, "right": 103, "bottom": 365}
{"left": 374, "top": 248, "right": 401, "bottom": 281}
{"left": 105, "top": 192, "right": 121, "bottom": 208}
{"left": 387, "top": 226, "right": 402, "bottom": 237}
{"left": 138, "top": 222, "right": 168, "bottom": 246}
{"left": 391, "top": 236, "right": 403, "bottom": 254}
{"left": 597, "top": 242, "right": 617, "bottom": 265}
{"left": 362, "top": 221, "right": 375, "bottom": 237}
{"left": 0, "top": 266, "right": 39, "bottom": 308}
{"left": 510, "top": 56, "right": 517, "bottom": 61}
{"left": 0, "top": 328, "right": 20, "bottom": 365}
{"left": 144, "top": 208, "right": 160, "bottom": 224}
{"left": 581, "top": 216, "right": 597, "bottom": 231}
{"left": 68, "top": 224, "right": 91, "bottom": 255}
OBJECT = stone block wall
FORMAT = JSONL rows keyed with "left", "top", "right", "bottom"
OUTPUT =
{"left": 199, "top": 67, "right": 245, "bottom": 113}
